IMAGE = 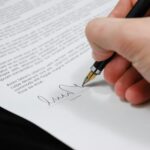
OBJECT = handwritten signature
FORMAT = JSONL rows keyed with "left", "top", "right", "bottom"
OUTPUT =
{"left": 37, "top": 84, "right": 84, "bottom": 106}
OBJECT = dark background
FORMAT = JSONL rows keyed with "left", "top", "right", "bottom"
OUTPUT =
{"left": 0, "top": 107, "right": 72, "bottom": 150}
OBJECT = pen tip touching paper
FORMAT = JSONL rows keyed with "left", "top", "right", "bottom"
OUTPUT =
{"left": 82, "top": 71, "right": 96, "bottom": 86}
{"left": 82, "top": 78, "right": 88, "bottom": 87}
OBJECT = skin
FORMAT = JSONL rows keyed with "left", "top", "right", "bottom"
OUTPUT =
{"left": 85, "top": 0, "right": 150, "bottom": 105}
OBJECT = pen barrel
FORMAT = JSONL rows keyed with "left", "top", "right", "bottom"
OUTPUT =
{"left": 127, "top": 0, "right": 150, "bottom": 18}
{"left": 93, "top": 54, "right": 115, "bottom": 72}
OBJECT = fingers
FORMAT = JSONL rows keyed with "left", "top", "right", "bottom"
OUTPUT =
{"left": 86, "top": 17, "right": 133, "bottom": 60}
{"left": 104, "top": 55, "right": 150, "bottom": 105}
{"left": 92, "top": 47, "right": 113, "bottom": 61}
{"left": 104, "top": 55, "right": 130, "bottom": 84}
{"left": 115, "top": 67, "right": 142, "bottom": 99}
{"left": 86, "top": 0, "right": 150, "bottom": 105}
{"left": 126, "top": 79, "right": 150, "bottom": 105}
{"left": 86, "top": 17, "right": 146, "bottom": 60}
{"left": 88, "top": 0, "right": 138, "bottom": 60}
{"left": 92, "top": 0, "right": 138, "bottom": 61}
{"left": 109, "top": 0, "right": 137, "bottom": 18}
{"left": 86, "top": 17, "right": 150, "bottom": 82}
{"left": 85, "top": 17, "right": 124, "bottom": 61}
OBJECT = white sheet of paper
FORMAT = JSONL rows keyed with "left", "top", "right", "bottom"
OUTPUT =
{"left": 0, "top": 0, "right": 150, "bottom": 150}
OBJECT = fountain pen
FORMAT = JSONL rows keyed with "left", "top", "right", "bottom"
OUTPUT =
{"left": 82, "top": 0, "right": 150, "bottom": 86}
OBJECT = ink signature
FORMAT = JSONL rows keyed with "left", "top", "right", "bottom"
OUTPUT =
{"left": 37, "top": 84, "right": 84, "bottom": 106}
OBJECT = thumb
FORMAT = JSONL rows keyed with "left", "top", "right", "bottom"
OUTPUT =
{"left": 85, "top": 17, "right": 150, "bottom": 82}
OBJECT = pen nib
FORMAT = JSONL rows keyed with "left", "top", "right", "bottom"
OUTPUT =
{"left": 82, "top": 71, "right": 96, "bottom": 87}
{"left": 82, "top": 77, "right": 89, "bottom": 87}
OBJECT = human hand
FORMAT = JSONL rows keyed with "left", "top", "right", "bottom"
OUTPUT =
{"left": 86, "top": 0, "right": 150, "bottom": 105}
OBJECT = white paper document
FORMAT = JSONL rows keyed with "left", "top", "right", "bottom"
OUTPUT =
{"left": 0, "top": 0, "right": 150, "bottom": 149}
